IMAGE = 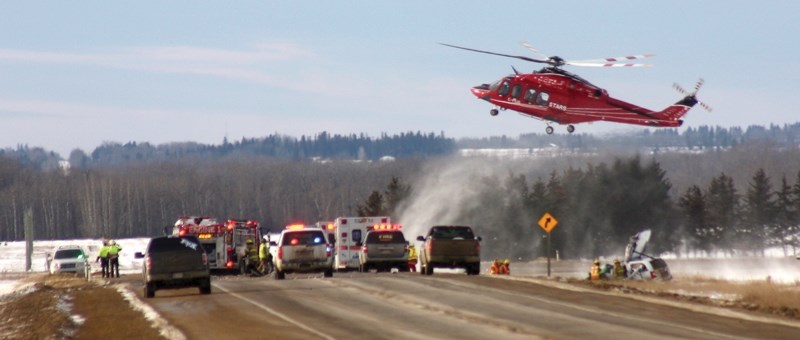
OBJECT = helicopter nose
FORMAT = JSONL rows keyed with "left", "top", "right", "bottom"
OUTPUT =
{"left": 471, "top": 84, "right": 491, "bottom": 100}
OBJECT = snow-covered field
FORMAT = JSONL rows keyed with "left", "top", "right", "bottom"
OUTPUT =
{"left": 0, "top": 237, "right": 150, "bottom": 297}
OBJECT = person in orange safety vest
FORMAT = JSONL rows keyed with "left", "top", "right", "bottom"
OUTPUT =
{"left": 489, "top": 259, "right": 502, "bottom": 275}
{"left": 590, "top": 258, "right": 602, "bottom": 280}
{"left": 499, "top": 259, "right": 510, "bottom": 275}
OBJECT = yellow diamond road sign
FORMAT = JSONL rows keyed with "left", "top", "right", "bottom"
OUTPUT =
{"left": 538, "top": 213, "right": 557, "bottom": 233}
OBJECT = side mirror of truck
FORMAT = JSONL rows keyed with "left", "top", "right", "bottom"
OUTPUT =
{"left": 416, "top": 236, "right": 425, "bottom": 242}
{"left": 269, "top": 241, "right": 277, "bottom": 247}
{"left": 163, "top": 226, "right": 171, "bottom": 236}
{"left": 134, "top": 252, "right": 145, "bottom": 259}
{"left": 476, "top": 236, "right": 482, "bottom": 242}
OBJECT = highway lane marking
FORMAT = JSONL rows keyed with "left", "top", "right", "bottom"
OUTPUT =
{"left": 213, "top": 282, "right": 335, "bottom": 340}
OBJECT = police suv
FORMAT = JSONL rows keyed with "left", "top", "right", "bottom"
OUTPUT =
{"left": 271, "top": 224, "right": 334, "bottom": 280}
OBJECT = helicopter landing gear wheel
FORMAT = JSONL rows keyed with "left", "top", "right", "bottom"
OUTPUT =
{"left": 545, "top": 126, "right": 554, "bottom": 135}
{"left": 567, "top": 125, "right": 575, "bottom": 133}
{"left": 490, "top": 109, "right": 499, "bottom": 116}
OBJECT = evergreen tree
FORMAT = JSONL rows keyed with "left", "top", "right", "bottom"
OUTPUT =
{"left": 705, "top": 173, "right": 739, "bottom": 254}
{"left": 383, "top": 176, "right": 411, "bottom": 219}
{"left": 678, "top": 185, "right": 709, "bottom": 254}
{"left": 742, "top": 168, "right": 776, "bottom": 255}
{"left": 357, "top": 191, "right": 385, "bottom": 217}
{"left": 773, "top": 175, "right": 796, "bottom": 255}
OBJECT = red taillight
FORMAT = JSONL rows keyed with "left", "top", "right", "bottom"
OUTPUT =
{"left": 650, "top": 271, "right": 657, "bottom": 279}
{"left": 362, "top": 245, "right": 368, "bottom": 254}
{"left": 404, "top": 243, "right": 409, "bottom": 253}
{"left": 290, "top": 238, "right": 299, "bottom": 245}
{"left": 326, "top": 244, "right": 332, "bottom": 257}
{"left": 278, "top": 246, "right": 283, "bottom": 260}
{"left": 427, "top": 239, "right": 434, "bottom": 253}
{"left": 475, "top": 241, "right": 480, "bottom": 254}
{"left": 201, "top": 253, "right": 208, "bottom": 266}
{"left": 226, "top": 247, "right": 233, "bottom": 254}
{"left": 146, "top": 255, "right": 152, "bottom": 270}
{"left": 226, "top": 260, "right": 234, "bottom": 269}
{"left": 179, "top": 229, "right": 187, "bottom": 236}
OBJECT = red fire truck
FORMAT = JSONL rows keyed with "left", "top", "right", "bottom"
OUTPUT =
{"left": 172, "top": 216, "right": 263, "bottom": 274}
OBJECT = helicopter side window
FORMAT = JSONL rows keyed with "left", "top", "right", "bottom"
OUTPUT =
{"left": 511, "top": 85, "right": 522, "bottom": 99}
{"left": 498, "top": 82, "right": 510, "bottom": 96}
{"left": 536, "top": 92, "right": 550, "bottom": 106}
{"left": 524, "top": 89, "right": 537, "bottom": 104}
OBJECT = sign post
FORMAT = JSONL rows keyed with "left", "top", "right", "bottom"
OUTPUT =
{"left": 537, "top": 212, "right": 558, "bottom": 277}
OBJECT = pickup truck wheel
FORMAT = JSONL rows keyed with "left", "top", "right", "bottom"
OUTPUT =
{"left": 324, "top": 268, "right": 333, "bottom": 278}
{"left": 466, "top": 264, "right": 480, "bottom": 275}
{"left": 144, "top": 282, "right": 156, "bottom": 298}
{"left": 274, "top": 269, "right": 285, "bottom": 280}
{"left": 199, "top": 278, "right": 212, "bottom": 295}
{"left": 425, "top": 265, "right": 434, "bottom": 275}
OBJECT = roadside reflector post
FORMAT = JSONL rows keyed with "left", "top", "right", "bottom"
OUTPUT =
{"left": 537, "top": 213, "right": 558, "bottom": 277}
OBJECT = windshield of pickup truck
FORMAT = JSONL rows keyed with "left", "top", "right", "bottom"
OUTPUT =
{"left": 430, "top": 226, "right": 475, "bottom": 239}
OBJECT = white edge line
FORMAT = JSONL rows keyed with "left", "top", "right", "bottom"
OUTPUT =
{"left": 115, "top": 285, "right": 187, "bottom": 340}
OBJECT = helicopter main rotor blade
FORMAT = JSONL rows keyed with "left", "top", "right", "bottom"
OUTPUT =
{"left": 569, "top": 53, "right": 656, "bottom": 64}
{"left": 439, "top": 43, "right": 549, "bottom": 64}
{"left": 566, "top": 53, "right": 655, "bottom": 67}
{"left": 566, "top": 62, "right": 654, "bottom": 67}
{"left": 519, "top": 41, "right": 549, "bottom": 59}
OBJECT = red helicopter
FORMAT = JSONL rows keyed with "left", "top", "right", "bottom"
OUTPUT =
{"left": 443, "top": 42, "right": 711, "bottom": 134}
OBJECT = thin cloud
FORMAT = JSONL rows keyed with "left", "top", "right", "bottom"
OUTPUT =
{"left": 0, "top": 43, "right": 316, "bottom": 86}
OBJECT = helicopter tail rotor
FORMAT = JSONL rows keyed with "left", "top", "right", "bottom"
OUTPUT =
{"left": 674, "top": 79, "right": 712, "bottom": 112}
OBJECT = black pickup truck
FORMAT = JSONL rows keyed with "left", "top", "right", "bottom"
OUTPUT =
{"left": 135, "top": 235, "right": 211, "bottom": 298}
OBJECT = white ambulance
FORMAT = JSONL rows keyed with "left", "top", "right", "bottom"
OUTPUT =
{"left": 331, "top": 216, "right": 390, "bottom": 270}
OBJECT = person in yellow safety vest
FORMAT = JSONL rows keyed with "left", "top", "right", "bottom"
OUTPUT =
{"left": 489, "top": 258, "right": 502, "bottom": 275}
{"left": 590, "top": 258, "right": 602, "bottom": 280}
{"left": 258, "top": 236, "right": 270, "bottom": 274}
{"left": 107, "top": 240, "right": 122, "bottom": 278}
{"left": 95, "top": 240, "right": 111, "bottom": 278}
{"left": 407, "top": 244, "right": 418, "bottom": 272}
{"left": 499, "top": 259, "right": 510, "bottom": 275}
{"left": 245, "top": 239, "right": 259, "bottom": 273}
{"left": 613, "top": 259, "right": 626, "bottom": 279}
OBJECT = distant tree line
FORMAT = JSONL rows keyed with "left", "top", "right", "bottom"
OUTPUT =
{"left": 0, "top": 155, "right": 420, "bottom": 241}
{"left": 4, "top": 123, "right": 800, "bottom": 171}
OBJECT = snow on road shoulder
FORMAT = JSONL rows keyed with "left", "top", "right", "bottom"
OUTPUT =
{"left": 115, "top": 284, "right": 186, "bottom": 340}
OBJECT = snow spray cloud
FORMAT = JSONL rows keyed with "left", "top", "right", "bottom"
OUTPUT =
{"left": 397, "top": 157, "right": 522, "bottom": 243}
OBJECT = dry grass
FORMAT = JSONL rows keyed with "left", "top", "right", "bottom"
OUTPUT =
{"left": 576, "top": 274, "right": 800, "bottom": 320}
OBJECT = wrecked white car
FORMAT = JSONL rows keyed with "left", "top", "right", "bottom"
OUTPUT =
{"left": 624, "top": 230, "right": 672, "bottom": 281}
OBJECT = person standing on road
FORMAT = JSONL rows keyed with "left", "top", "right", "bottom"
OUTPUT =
{"left": 258, "top": 236, "right": 270, "bottom": 274}
{"left": 95, "top": 240, "right": 111, "bottom": 278}
{"left": 245, "top": 239, "right": 259, "bottom": 274}
{"left": 407, "top": 244, "right": 418, "bottom": 272}
{"left": 108, "top": 240, "right": 122, "bottom": 278}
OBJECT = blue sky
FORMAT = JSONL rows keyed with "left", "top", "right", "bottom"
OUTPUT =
{"left": 1, "top": 1, "right": 797, "bottom": 157}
